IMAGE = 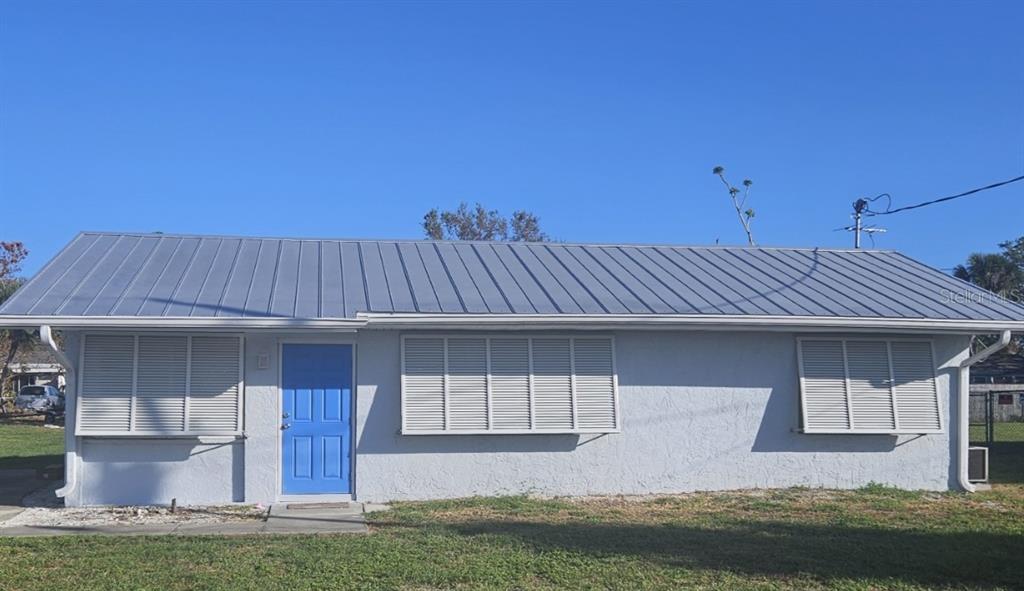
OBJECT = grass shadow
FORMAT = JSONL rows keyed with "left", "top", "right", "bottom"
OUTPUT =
{"left": 987, "top": 441, "right": 1024, "bottom": 485}
{"left": 373, "top": 516, "right": 1023, "bottom": 589}
{"left": 0, "top": 454, "right": 63, "bottom": 472}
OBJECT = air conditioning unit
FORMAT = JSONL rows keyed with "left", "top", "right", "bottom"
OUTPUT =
{"left": 968, "top": 446, "right": 989, "bottom": 483}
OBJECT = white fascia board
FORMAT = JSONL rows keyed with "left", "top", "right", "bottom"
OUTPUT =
{"left": 0, "top": 316, "right": 365, "bottom": 330}
{"left": 1, "top": 313, "right": 1021, "bottom": 334}
{"left": 358, "top": 313, "right": 1024, "bottom": 334}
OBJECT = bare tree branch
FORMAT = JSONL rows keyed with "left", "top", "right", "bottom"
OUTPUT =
{"left": 713, "top": 167, "right": 755, "bottom": 246}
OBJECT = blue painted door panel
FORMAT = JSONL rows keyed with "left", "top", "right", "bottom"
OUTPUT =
{"left": 281, "top": 344, "right": 352, "bottom": 494}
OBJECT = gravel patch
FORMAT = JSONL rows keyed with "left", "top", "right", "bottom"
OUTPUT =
{"left": 5, "top": 497, "right": 266, "bottom": 528}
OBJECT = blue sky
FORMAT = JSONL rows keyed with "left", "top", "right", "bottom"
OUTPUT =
{"left": 1, "top": 0, "right": 1021, "bottom": 277}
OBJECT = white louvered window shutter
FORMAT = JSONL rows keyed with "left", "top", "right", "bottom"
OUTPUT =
{"left": 891, "top": 341, "right": 942, "bottom": 431}
{"left": 78, "top": 335, "right": 135, "bottom": 433}
{"left": 798, "top": 340, "right": 850, "bottom": 431}
{"left": 490, "top": 338, "right": 531, "bottom": 429}
{"left": 531, "top": 338, "right": 574, "bottom": 430}
{"left": 403, "top": 337, "right": 446, "bottom": 432}
{"left": 188, "top": 336, "right": 242, "bottom": 433}
{"left": 77, "top": 333, "right": 243, "bottom": 436}
{"left": 447, "top": 338, "right": 489, "bottom": 430}
{"left": 845, "top": 340, "right": 896, "bottom": 430}
{"left": 798, "top": 338, "right": 942, "bottom": 434}
{"left": 401, "top": 335, "right": 619, "bottom": 434}
{"left": 573, "top": 338, "right": 617, "bottom": 430}
{"left": 134, "top": 336, "right": 187, "bottom": 432}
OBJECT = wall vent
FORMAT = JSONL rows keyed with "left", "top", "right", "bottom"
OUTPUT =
{"left": 968, "top": 446, "right": 989, "bottom": 483}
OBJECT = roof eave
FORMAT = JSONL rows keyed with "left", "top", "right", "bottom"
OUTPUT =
{"left": 356, "top": 313, "right": 1024, "bottom": 334}
{"left": 1, "top": 313, "right": 1020, "bottom": 334}
{"left": 0, "top": 316, "right": 365, "bottom": 331}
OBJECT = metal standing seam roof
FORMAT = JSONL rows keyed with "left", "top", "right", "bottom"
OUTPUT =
{"left": 2, "top": 231, "right": 1024, "bottom": 324}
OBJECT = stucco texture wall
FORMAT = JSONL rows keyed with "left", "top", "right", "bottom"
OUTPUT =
{"left": 66, "top": 328, "right": 969, "bottom": 506}
{"left": 62, "top": 331, "right": 243, "bottom": 506}
{"left": 354, "top": 330, "right": 969, "bottom": 502}
{"left": 75, "top": 439, "right": 242, "bottom": 506}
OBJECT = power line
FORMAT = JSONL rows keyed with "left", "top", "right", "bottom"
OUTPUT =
{"left": 865, "top": 175, "right": 1024, "bottom": 217}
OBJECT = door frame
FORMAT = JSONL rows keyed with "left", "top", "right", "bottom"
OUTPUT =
{"left": 276, "top": 337, "right": 357, "bottom": 502}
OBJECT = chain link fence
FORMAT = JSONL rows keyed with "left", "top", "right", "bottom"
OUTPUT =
{"left": 970, "top": 390, "right": 1024, "bottom": 484}
{"left": 970, "top": 391, "right": 1024, "bottom": 444}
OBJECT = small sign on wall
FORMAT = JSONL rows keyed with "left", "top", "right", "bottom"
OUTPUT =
{"left": 999, "top": 394, "right": 1014, "bottom": 405}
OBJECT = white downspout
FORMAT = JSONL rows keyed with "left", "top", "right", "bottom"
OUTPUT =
{"left": 957, "top": 330, "right": 1012, "bottom": 492}
{"left": 39, "top": 325, "right": 77, "bottom": 499}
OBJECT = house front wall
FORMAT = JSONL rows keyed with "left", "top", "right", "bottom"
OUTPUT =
{"left": 353, "top": 330, "right": 968, "bottom": 501}
{"left": 62, "top": 329, "right": 971, "bottom": 507}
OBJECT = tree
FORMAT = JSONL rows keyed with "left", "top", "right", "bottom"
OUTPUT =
{"left": 0, "top": 242, "right": 27, "bottom": 278}
{"left": 999, "top": 236, "right": 1024, "bottom": 269}
{"left": 423, "top": 202, "right": 550, "bottom": 242}
{"left": 510, "top": 211, "right": 549, "bottom": 242}
{"left": 0, "top": 241, "right": 32, "bottom": 397}
{"left": 954, "top": 236, "right": 1024, "bottom": 301}
{"left": 712, "top": 166, "right": 756, "bottom": 246}
{"left": 954, "top": 236, "right": 1024, "bottom": 353}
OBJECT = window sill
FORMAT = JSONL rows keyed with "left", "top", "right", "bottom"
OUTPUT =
{"left": 401, "top": 428, "right": 620, "bottom": 436}
{"left": 75, "top": 432, "right": 244, "bottom": 442}
{"left": 799, "top": 428, "right": 943, "bottom": 435}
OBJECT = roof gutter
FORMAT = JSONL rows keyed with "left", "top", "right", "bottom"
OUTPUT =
{"left": 957, "top": 330, "right": 1013, "bottom": 493}
{"left": 0, "top": 314, "right": 1021, "bottom": 334}
{"left": 357, "top": 313, "right": 1024, "bottom": 334}
{"left": 0, "top": 316, "right": 366, "bottom": 330}
{"left": 39, "top": 326, "right": 78, "bottom": 499}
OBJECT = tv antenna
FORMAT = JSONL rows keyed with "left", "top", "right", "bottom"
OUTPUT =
{"left": 839, "top": 198, "right": 887, "bottom": 248}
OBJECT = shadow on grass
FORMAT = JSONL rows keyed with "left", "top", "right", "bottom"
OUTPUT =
{"left": 0, "top": 454, "right": 63, "bottom": 472}
{"left": 988, "top": 441, "right": 1024, "bottom": 484}
{"left": 374, "top": 517, "right": 1023, "bottom": 589}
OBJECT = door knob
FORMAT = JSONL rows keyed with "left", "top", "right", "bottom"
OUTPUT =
{"left": 281, "top": 423, "right": 290, "bottom": 430}
{"left": 282, "top": 412, "right": 290, "bottom": 419}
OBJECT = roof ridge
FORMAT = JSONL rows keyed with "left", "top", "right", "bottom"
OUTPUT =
{"left": 75, "top": 231, "right": 895, "bottom": 253}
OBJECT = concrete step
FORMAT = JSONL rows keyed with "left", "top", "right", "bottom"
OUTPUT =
{"left": 266, "top": 502, "right": 367, "bottom": 534}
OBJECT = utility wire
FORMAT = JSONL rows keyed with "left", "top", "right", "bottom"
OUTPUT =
{"left": 865, "top": 175, "right": 1024, "bottom": 216}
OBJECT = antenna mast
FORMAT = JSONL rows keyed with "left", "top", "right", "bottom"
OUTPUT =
{"left": 852, "top": 198, "right": 867, "bottom": 248}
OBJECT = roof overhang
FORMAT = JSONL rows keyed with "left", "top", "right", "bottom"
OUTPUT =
{"left": 1, "top": 313, "right": 1021, "bottom": 334}
{"left": 0, "top": 316, "right": 365, "bottom": 331}
{"left": 357, "top": 313, "right": 1024, "bottom": 334}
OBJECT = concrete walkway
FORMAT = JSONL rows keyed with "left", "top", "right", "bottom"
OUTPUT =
{"left": 0, "top": 502, "right": 371, "bottom": 537}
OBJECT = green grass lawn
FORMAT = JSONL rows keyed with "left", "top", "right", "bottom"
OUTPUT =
{"left": 0, "top": 418, "right": 63, "bottom": 471}
{"left": 1, "top": 423, "right": 1023, "bottom": 590}
{"left": 1, "top": 489, "right": 1023, "bottom": 590}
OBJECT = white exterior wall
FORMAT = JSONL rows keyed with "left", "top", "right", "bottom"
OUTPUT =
{"left": 353, "top": 330, "right": 968, "bottom": 501}
{"left": 64, "top": 328, "right": 970, "bottom": 506}
{"left": 62, "top": 332, "right": 244, "bottom": 507}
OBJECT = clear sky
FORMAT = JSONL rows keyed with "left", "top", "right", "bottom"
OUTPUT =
{"left": 1, "top": 0, "right": 1021, "bottom": 278}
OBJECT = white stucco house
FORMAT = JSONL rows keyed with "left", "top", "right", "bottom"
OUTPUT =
{"left": 1, "top": 231, "right": 1021, "bottom": 507}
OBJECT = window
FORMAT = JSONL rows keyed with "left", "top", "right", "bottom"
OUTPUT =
{"left": 401, "top": 335, "right": 618, "bottom": 434}
{"left": 77, "top": 334, "right": 243, "bottom": 436}
{"left": 797, "top": 337, "right": 942, "bottom": 434}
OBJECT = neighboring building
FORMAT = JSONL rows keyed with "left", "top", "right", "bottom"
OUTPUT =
{"left": 0, "top": 231, "right": 1022, "bottom": 507}
{"left": 4, "top": 347, "right": 65, "bottom": 393}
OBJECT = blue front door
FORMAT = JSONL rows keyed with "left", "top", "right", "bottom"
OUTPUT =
{"left": 281, "top": 344, "right": 352, "bottom": 495}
